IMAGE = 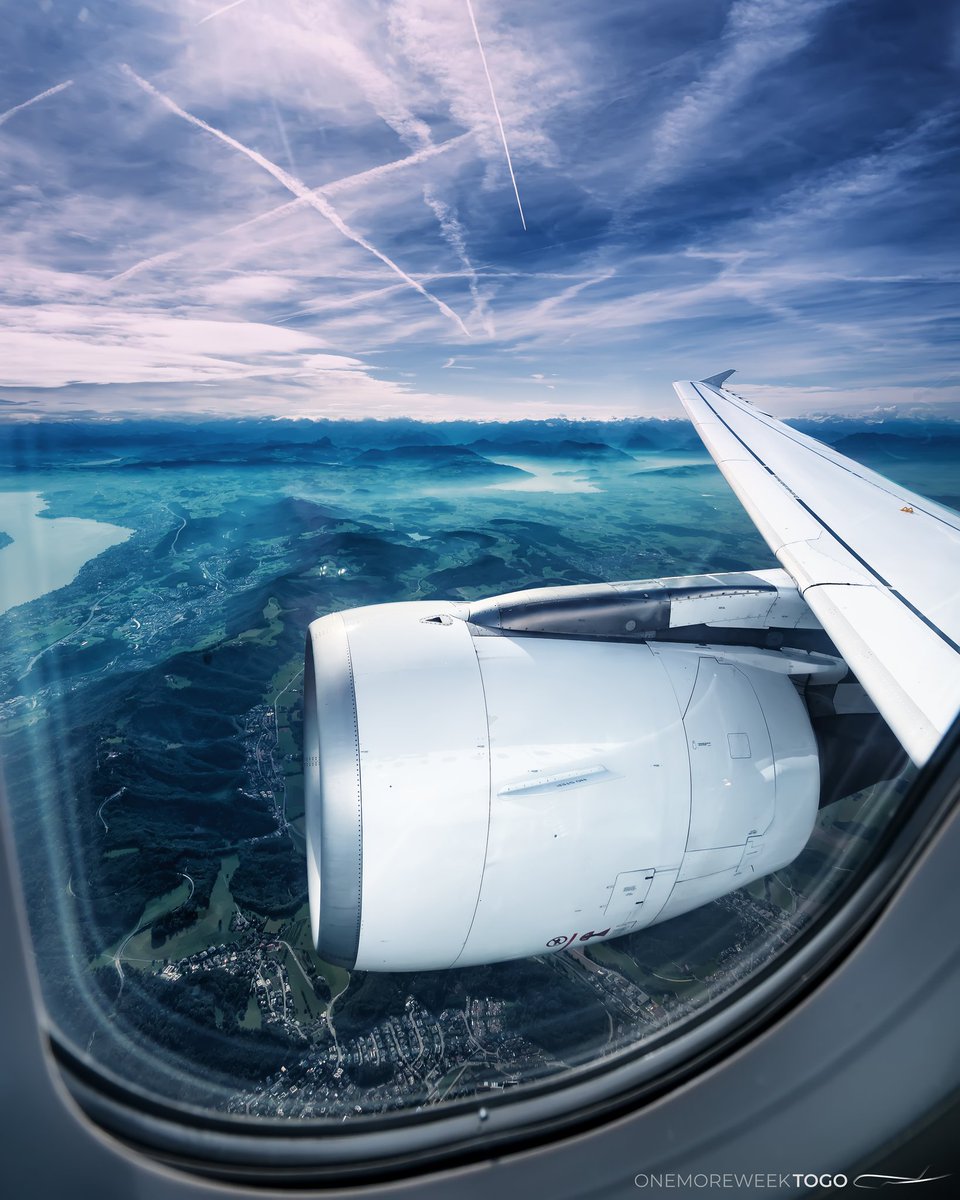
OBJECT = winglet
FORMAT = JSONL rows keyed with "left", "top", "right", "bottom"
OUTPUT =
{"left": 700, "top": 369, "right": 735, "bottom": 388}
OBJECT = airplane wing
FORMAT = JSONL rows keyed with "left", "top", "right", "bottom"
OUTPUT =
{"left": 674, "top": 372, "right": 960, "bottom": 765}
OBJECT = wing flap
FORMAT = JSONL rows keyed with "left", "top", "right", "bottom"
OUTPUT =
{"left": 675, "top": 377, "right": 960, "bottom": 764}
{"left": 803, "top": 583, "right": 955, "bottom": 757}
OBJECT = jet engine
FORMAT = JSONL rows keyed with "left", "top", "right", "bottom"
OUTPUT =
{"left": 304, "top": 574, "right": 833, "bottom": 971}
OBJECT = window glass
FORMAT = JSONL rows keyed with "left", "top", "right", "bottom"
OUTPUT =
{"left": 3, "top": 429, "right": 946, "bottom": 1116}
{"left": 0, "top": 0, "right": 956, "bottom": 1130}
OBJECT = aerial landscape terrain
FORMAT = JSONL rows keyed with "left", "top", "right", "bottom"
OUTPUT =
{"left": 1, "top": 413, "right": 953, "bottom": 1118}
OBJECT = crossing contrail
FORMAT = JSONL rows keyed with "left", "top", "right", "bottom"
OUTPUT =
{"left": 0, "top": 80, "right": 74, "bottom": 128}
{"left": 111, "top": 134, "right": 471, "bottom": 283}
{"left": 121, "top": 65, "right": 471, "bottom": 336}
{"left": 465, "top": 0, "right": 526, "bottom": 231}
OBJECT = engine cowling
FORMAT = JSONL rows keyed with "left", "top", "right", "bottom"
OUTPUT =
{"left": 304, "top": 600, "right": 820, "bottom": 971}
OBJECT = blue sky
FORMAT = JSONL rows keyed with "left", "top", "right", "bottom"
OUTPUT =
{"left": 0, "top": 0, "right": 957, "bottom": 419}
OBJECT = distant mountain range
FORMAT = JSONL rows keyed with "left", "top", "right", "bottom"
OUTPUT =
{"left": 826, "top": 432, "right": 960, "bottom": 457}
{"left": 1, "top": 414, "right": 958, "bottom": 473}
{"left": 353, "top": 445, "right": 531, "bottom": 478}
{"left": 468, "top": 438, "right": 635, "bottom": 459}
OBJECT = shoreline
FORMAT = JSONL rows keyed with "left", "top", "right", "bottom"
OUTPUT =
{"left": 0, "top": 490, "right": 133, "bottom": 616}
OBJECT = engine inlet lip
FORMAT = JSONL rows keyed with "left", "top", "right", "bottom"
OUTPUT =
{"left": 304, "top": 613, "right": 363, "bottom": 969}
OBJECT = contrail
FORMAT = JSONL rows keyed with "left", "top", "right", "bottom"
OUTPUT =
{"left": 465, "top": 0, "right": 526, "bottom": 231}
{"left": 424, "top": 186, "right": 494, "bottom": 336}
{"left": 198, "top": 0, "right": 250, "bottom": 25}
{"left": 121, "top": 65, "right": 470, "bottom": 336}
{"left": 324, "top": 134, "right": 472, "bottom": 196}
{"left": 111, "top": 134, "right": 471, "bottom": 284}
{"left": 0, "top": 80, "right": 74, "bottom": 128}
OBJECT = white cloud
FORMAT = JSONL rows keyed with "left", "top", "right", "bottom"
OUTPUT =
{"left": 735, "top": 381, "right": 960, "bottom": 418}
{"left": 389, "top": 0, "right": 563, "bottom": 171}
{"left": 529, "top": 372, "right": 555, "bottom": 389}
{"left": 647, "top": 0, "right": 840, "bottom": 184}
{"left": 743, "top": 107, "right": 958, "bottom": 240}
{"left": 198, "top": 273, "right": 301, "bottom": 306}
{"left": 0, "top": 305, "right": 356, "bottom": 387}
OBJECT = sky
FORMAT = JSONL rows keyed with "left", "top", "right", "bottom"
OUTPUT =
{"left": 0, "top": 0, "right": 957, "bottom": 420}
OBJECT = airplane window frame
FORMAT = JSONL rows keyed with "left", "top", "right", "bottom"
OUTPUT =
{"left": 15, "top": 708, "right": 959, "bottom": 1189}
{"left": 2, "top": 2, "right": 957, "bottom": 1188}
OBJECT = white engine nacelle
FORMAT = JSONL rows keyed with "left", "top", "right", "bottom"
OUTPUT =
{"left": 304, "top": 590, "right": 822, "bottom": 971}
